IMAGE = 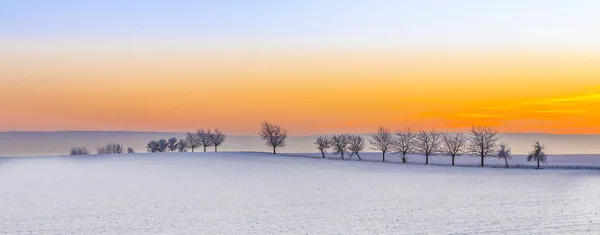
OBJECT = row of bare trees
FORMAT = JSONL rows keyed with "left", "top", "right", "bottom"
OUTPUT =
{"left": 312, "top": 126, "right": 548, "bottom": 168}
{"left": 70, "top": 143, "right": 135, "bottom": 155}
{"left": 315, "top": 134, "right": 366, "bottom": 160}
{"left": 147, "top": 129, "right": 227, "bottom": 153}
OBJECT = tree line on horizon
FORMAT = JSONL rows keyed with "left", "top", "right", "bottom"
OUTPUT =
{"left": 68, "top": 121, "right": 548, "bottom": 169}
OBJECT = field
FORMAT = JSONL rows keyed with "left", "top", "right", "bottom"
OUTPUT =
{"left": 1, "top": 152, "right": 599, "bottom": 234}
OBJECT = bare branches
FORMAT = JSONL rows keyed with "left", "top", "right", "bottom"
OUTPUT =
{"left": 348, "top": 135, "right": 365, "bottom": 160}
{"left": 395, "top": 128, "right": 416, "bottom": 163}
{"left": 210, "top": 129, "right": 227, "bottom": 152}
{"left": 259, "top": 121, "right": 288, "bottom": 154}
{"left": 370, "top": 127, "right": 394, "bottom": 162}
{"left": 177, "top": 139, "right": 189, "bottom": 152}
{"left": 197, "top": 129, "right": 214, "bottom": 152}
{"left": 527, "top": 141, "right": 547, "bottom": 169}
{"left": 441, "top": 132, "right": 467, "bottom": 166}
{"left": 331, "top": 134, "right": 351, "bottom": 160}
{"left": 97, "top": 143, "right": 124, "bottom": 155}
{"left": 70, "top": 147, "right": 90, "bottom": 155}
{"left": 497, "top": 142, "right": 512, "bottom": 168}
{"left": 415, "top": 130, "right": 442, "bottom": 165}
{"left": 467, "top": 126, "right": 499, "bottom": 167}
{"left": 167, "top": 137, "right": 178, "bottom": 152}
{"left": 314, "top": 135, "right": 331, "bottom": 158}
{"left": 127, "top": 147, "right": 135, "bottom": 154}
{"left": 185, "top": 132, "right": 201, "bottom": 152}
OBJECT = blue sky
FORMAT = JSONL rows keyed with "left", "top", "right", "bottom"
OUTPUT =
{"left": 1, "top": 0, "right": 599, "bottom": 48}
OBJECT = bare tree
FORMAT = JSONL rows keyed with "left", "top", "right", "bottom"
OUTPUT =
{"left": 415, "top": 130, "right": 442, "bottom": 165}
{"left": 370, "top": 127, "right": 394, "bottom": 162}
{"left": 259, "top": 121, "right": 288, "bottom": 154}
{"left": 210, "top": 129, "right": 227, "bottom": 152}
{"left": 167, "top": 137, "right": 178, "bottom": 152}
{"left": 314, "top": 135, "right": 331, "bottom": 158}
{"left": 147, "top": 140, "right": 159, "bottom": 153}
{"left": 185, "top": 132, "right": 201, "bottom": 152}
{"left": 157, "top": 139, "right": 169, "bottom": 153}
{"left": 497, "top": 142, "right": 512, "bottom": 168}
{"left": 70, "top": 147, "right": 90, "bottom": 155}
{"left": 331, "top": 134, "right": 351, "bottom": 160}
{"left": 97, "top": 143, "right": 124, "bottom": 155}
{"left": 127, "top": 147, "right": 135, "bottom": 154}
{"left": 395, "top": 128, "right": 416, "bottom": 163}
{"left": 348, "top": 135, "right": 365, "bottom": 160}
{"left": 467, "top": 126, "right": 499, "bottom": 167}
{"left": 527, "top": 141, "right": 547, "bottom": 169}
{"left": 177, "top": 139, "right": 189, "bottom": 152}
{"left": 197, "top": 129, "right": 214, "bottom": 152}
{"left": 441, "top": 132, "right": 467, "bottom": 166}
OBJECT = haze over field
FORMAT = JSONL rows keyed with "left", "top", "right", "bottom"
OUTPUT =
{"left": 1, "top": 131, "right": 600, "bottom": 157}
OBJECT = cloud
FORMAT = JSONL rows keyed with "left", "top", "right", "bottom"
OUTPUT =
{"left": 531, "top": 109, "right": 589, "bottom": 114}
{"left": 523, "top": 92, "right": 600, "bottom": 105}
{"left": 453, "top": 113, "right": 508, "bottom": 118}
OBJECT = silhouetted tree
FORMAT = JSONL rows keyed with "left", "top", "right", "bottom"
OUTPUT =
{"left": 331, "top": 134, "right": 351, "bottom": 160}
{"left": 415, "top": 130, "right": 442, "bottom": 165}
{"left": 197, "top": 129, "right": 214, "bottom": 152}
{"left": 147, "top": 140, "right": 159, "bottom": 153}
{"left": 370, "top": 127, "right": 394, "bottom": 162}
{"left": 395, "top": 128, "right": 415, "bottom": 163}
{"left": 497, "top": 142, "right": 512, "bottom": 168}
{"left": 167, "top": 137, "right": 178, "bottom": 152}
{"left": 127, "top": 147, "right": 135, "bottom": 154}
{"left": 97, "top": 143, "right": 124, "bottom": 155}
{"left": 210, "top": 129, "right": 227, "bottom": 152}
{"left": 527, "top": 141, "right": 547, "bottom": 169}
{"left": 441, "top": 132, "right": 467, "bottom": 166}
{"left": 157, "top": 139, "right": 169, "bottom": 153}
{"left": 259, "top": 121, "right": 288, "bottom": 154}
{"left": 314, "top": 135, "right": 331, "bottom": 158}
{"left": 177, "top": 139, "right": 189, "bottom": 152}
{"left": 70, "top": 147, "right": 90, "bottom": 155}
{"left": 467, "top": 126, "right": 499, "bottom": 167}
{"left": 185, "top": 132, "right": 201, "bottom": 152}
{"left": 348, "top": 135, "right": 365, "bottom": 160}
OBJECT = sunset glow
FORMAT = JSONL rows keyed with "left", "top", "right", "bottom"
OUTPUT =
{"left": 1, "top": 1, "right": 599, "bottom": 135}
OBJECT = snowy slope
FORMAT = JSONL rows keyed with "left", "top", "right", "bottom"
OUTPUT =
{"left": 1, "top": 152, "right": 599, "bottom": 234}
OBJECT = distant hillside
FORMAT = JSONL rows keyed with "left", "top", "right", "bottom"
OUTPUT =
{"left": 1, "top": 131, "right": 599, "bottom": 156}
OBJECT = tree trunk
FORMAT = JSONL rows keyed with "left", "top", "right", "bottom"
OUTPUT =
{"left": 382, "top": 152, "right": 385, "bottom": 162}
{"left": 402, "top": 153, "right": 407, "bottom": 163}
{"left": 214, "top": 146, "right": 217, "bottom": 152}
{"left": 341, "top": 152, "right": 344, "bottom": 160}
{"left": 191, "top": 147, "right": 194, "bottom": 152}
{"left": 537, "top": 158, "right": 540, "bottom": 169}
{"left": 452, "top": 155, "right": 455, "bottom": 166}
{"left": 504, "top": 157, "right": 508, "bottom": 168}
{"left": 426, "top": 154, "right": 429, "bottom": 165}
{"left": 203, "top": 146, "right": 207, "bottom": 152}
{"left": 273, "top": 146, "right": 276, "bottom": 154}
{"left": 321, "top": 151, "right": 325, "bottom": 159}
{"left": 481, "top": 155, "right": 484, "bottom": 167}
{"left": 356, "top": 153, "right": 361, "bottom": 160}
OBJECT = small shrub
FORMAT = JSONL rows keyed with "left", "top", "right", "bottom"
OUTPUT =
{"left": 70, "top": 147, "right": 90, "bottom": 155}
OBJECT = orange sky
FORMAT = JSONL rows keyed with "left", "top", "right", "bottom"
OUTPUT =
{"left": 1, "top": 43, "right": 599, "bottom": 135}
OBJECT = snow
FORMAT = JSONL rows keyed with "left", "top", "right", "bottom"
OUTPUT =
{"left": 1, "top": 152, "right": 599, "bottom": 234}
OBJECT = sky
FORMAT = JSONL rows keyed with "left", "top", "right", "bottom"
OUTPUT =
{"left": 1, "top": 0, "right": 599, "bottom": 135}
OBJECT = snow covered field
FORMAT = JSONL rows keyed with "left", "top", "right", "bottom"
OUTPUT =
{"left": 1, "top": 152, "right": 599, "bottom": 234}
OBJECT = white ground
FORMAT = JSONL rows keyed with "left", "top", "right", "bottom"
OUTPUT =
{"left": 1, "top": 152, "right": 599, "bottom": 234}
